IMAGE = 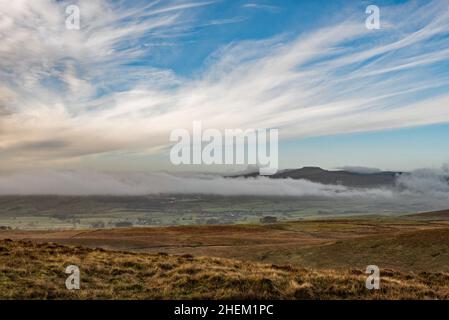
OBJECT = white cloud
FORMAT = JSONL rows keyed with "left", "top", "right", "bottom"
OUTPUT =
{"left": 0, "top": 169, "right": 447, "bottom": 213}
{"left": 242, "top": 3, "right": 281, "bottom": 13}
{"left": 0, "top": 170, "right": 363, "bottom": 196}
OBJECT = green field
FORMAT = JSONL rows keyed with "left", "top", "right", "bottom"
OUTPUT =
{"left": 0, "top": 195, "right": 412, "bottom": 229}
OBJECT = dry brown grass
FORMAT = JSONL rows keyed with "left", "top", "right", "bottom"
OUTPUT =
{"left": 0, "top": 239, "right": 448, "bottom": 300}
{"left": 2, "top": 218, "right": 448, "bottom": 272}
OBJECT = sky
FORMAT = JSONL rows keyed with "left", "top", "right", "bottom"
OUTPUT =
{"left": 1, "top": 0, "right": 449, "bottom": 173}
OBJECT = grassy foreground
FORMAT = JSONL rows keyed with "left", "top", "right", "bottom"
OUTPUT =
{"left": 1, "top": 239, "right": 449, "bottom": 299}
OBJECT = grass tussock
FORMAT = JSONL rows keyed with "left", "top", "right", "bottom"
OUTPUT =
{"left": 0, "top": 240, "right": 448, "bottom": 299}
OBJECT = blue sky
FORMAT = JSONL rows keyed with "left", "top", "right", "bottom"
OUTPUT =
{"left": 133, "top": 0, "right": 420, "bottom": 75}
{"left": 1, "top": 0, "right": 449, "bottom": 172}
{"left": 281, "top": 124, "right": 449, "bottom": 171}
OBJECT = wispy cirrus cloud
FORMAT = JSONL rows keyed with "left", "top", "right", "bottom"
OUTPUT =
{"left": 242, "top": 3, "right": 281, "bottom": 13}
{"left": 1, "top": 0, "right": 449, "bottom": 170}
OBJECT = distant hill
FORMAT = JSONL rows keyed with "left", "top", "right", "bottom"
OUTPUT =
{"left": 234, "top": 166, "right": 403, "bottom": 188}
{"left": 406, "top": 209, "right": 449, "bottom": 220}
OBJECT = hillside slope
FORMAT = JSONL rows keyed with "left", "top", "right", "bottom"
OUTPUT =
{"left": 2, "top": 219, "right": 449, "bottom": 272}
{"left": 0, "top": 240, "right": 448, "bottom": 299}
{"left": 407, "top": 209, "right": 449, "bottom": 220}
{"left": 236, "top": 167, "right": 401, "bottom": 187}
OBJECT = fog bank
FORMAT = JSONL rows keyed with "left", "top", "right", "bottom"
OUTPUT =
{"left": 0, "top": 169, "right": 447, "bottom": 213}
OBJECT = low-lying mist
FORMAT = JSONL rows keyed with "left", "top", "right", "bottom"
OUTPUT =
{"left": 0, "top": 168, "right": 448, "bottom": 213}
